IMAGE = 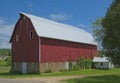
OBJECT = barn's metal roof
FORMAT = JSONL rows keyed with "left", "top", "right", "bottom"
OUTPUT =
{"left": 20, "top": 12, "right": 97, "bottom": 45}
{"left": 93, "top": 57, "right": 109, "bottom": 62}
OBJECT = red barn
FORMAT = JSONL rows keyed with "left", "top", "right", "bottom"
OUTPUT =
{"left": 10, "top": 12, "right": 97, "bottom": 74}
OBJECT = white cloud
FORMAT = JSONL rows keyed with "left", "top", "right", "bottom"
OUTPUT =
{"left": 0, "top": 25, "right": 14, "bottom": 36}
{"left": 50, "top": 14, "right": 69, "bottom": 22}
{"left": 77, "top": 24, "right": 92, "bottom": 33}
{"left": 0, "top": 18, "right": 14, "bottom": 48}
{"left": 77, "top": 24, "right": 86, "bottom": 28}
{"left": 0, "top": 19, "right": 5, "bottom": 24}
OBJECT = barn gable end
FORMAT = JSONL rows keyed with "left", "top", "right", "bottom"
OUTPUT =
{"left": 10, "top": 14, "right": 40, "bottom": 73}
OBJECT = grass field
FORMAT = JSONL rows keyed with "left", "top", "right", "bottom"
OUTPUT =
{"left": 64, "top": 68, "right": 120, "bottom": 83}
{"left": 65, "top": 75, "right": 120, "bottom": 83}
{"left": 0, "top": 66, "right": 10, "bottom": 72}
{"left": 0, "top": 66, "right": 120, "bottom": 83}
{"left": 0, "top": 61, "right": 8, "bottom": 66}
{"left": 0, "top": 66, "right": 120, "bottom": 78}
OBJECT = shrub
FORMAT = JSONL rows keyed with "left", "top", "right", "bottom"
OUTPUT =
{"left": 5, "top": 56, "right": 11, "bottom": 66}
{"left": 60, "top": 69, "right": 68, "bottom": 72}
{"left": 77, "top": 57, "right": 92, "bottom": 70}
{"left": 73, "top": 65, "right": 79, "bottom": 71}
{"left": 68, "top": 61, "right": 73, "bottom": 71}
{"left": 77, "top": 57, "right": 85, "bottom": 69}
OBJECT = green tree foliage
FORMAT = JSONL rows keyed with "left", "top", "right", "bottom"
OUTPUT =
{"left": 102, "top": 0, "right": 120, "bottom": 66}
{"left": 68, "top": 57, "right": 92, "bottom": 71}
{"left": 98, "top": 50, "right": 104, "bottom": 57}
{"left": 0, "top": 49, "right": 11, "bottom": 56}
{"left": 91, "top": 17, "right": 105, "bottom": 57}
{"left": 85, "top": 59, "right": 92, "bottom": 69}
{"left": 77, "top": 57, "right": 85, "bottom": 69}
{"left": 5, "top": 56, "right": 11, "bottom": 66}
{"left": 91, "top": 17, "right": 104, "bottom": 50}
{"left": 68, "top": 60, "right": 73, "bottom": 71}
{"left": 76, "top": 57, "right": 92, "bottom": 70}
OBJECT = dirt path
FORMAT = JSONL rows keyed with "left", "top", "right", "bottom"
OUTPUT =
{"left": 22, "top": 75, "right": 87, "bottom": 83}
{"left": 0, "top": 78, "right": 45, "bottom": 83}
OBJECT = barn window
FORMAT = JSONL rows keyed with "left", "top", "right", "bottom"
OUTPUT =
{"left": 30, "top": 31, "right": 33, "bottom": 39}
{"left": 23, "top": 16, "right": 26, "bottom": 20}
{"left": 16, "top": 34, "right": 19, "bottom": 42}
{"left": 100, "top": 63, "right": 103, "bottom": 66}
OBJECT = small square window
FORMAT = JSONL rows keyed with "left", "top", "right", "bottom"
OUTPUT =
{"left": 23, "top": 16, "right": 26, "bottom": 20}
{"left": 16, "top": 35, "right": 19, "bottom": 42}
{"left": 100, "top": 63, "right": 103, "bottom": 66}
{"left": 30, "top": 31, "right": 33, "bottom": 39}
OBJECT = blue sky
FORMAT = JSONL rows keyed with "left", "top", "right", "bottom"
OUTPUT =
{"left": 0, "top": 0, "right": 113, "bottom": 48}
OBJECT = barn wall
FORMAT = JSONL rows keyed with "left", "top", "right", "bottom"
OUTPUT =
{"left": 11, "top": 16, "right": 39, "bottom": 63}
{"left": 40, "top": 37, "right": 97, "bottom": 62}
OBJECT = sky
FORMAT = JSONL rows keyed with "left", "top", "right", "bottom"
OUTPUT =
{"left": 0, "top": 0, "right": 113, "bottom": 48}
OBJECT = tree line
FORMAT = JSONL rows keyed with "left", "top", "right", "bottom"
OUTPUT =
{"left": 91, "top": 0, "right": 120, "bottom": 67}
{"left": 0, "top": 49, "right": 11, "bottom": 56}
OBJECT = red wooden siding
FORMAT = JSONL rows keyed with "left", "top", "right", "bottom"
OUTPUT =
{"left": 40, "top": 37, "right": 97, "bottom": 62}
{"left": 11, "top": 15, "right": 39, "bottom": 63}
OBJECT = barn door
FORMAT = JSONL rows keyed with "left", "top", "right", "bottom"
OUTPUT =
{"left": 22, "top": 62, "right": 27, "bottom": 74}
{"left": 65, "top": 62, "right": 69, "bottom": 70}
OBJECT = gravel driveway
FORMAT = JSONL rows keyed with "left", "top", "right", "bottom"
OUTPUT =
{"left": 0, "top": 78, "right": 46, "bottom": 83}
{"left": 0, "top": 75, "right": 87, "bottom": 83}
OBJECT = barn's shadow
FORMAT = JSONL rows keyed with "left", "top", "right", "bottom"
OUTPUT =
{"left": 72, "top": 75, "right": 120, "bottom": 83}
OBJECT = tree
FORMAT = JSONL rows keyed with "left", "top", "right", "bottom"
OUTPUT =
{"left": 91, "top": 17, "right": 104, "bottom": 50}
{"left": 102, "top": 0, "right": 120, "bottom": 67}
{"left": 5, "top": 56, "right": 11, "bottom": 66}
{"left": 68, "top": 60, "right": 73, "bottom": 71}
{"left": 85, "top": 59, "right": 92, "bottom": 69}
{"left": 91, "top": 17, "right": 105, "bottom": 57}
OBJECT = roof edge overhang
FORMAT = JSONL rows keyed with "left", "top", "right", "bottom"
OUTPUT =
{"left": 39, "top": 36, "right": 97, "bottom": 46}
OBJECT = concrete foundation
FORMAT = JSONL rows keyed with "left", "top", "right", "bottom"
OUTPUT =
{"left": 40, "top": 62, "right": 66, "bottom": 73}
{"left": 12, "top": 62, "right": 67, "bottom": 73}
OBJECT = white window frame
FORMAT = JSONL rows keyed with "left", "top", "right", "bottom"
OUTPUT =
{"left": 16, "top": 34, "right": 19, "bottom": 42}
{"left": 30, "top": 31, "right": 33, "bottom": 39}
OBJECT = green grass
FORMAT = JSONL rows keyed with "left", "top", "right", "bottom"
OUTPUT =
{"left": 42, "top": 68, "right": 120, "bottom": 76}
{"left": 0, "top": 66, "right": 120, "bottom": 78}
{"left": 65, "top": 75, "right": 120, "bottom": 83}
{"left": 64, "top": 68, "right": 120, "bottom": 83}
{"left": 0, "top": 61, "right": 8, "bottom": 66}
{"left": 1, "top": 67, "right": 120, "bottom": 83}
{"left": 0, "top": 66, "right": 10, "bottom": 72}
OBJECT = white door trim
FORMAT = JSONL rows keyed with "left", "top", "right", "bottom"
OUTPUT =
{"left": 22, "top": 62, "right": 27, "bottom": 74}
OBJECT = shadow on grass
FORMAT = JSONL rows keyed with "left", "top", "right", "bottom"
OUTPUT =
{"left": 0, "top": 72, "right": 15, "bottom": 78}
{"left": 67, "top": 75, "right": 120, "bottom": 83}
{"left": 0, "top": 72, "right": 42, "bottom": 78}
